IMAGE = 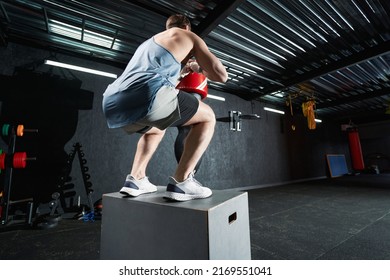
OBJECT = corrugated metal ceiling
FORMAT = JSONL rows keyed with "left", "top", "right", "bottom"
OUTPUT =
{"left": 1, "top": 0, "right": 390, "bottom": 124}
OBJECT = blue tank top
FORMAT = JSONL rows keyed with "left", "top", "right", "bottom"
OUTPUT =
{"left": 102, "top": 37, "right": 181, "bottom": 128}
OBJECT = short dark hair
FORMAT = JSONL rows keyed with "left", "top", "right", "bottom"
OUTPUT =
{"left": 166, "top": 14, "right": 191, "bottom": 30}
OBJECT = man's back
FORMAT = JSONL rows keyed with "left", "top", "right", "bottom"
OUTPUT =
{"left": 155, "top": 27, "right": 227, "bottom": 83}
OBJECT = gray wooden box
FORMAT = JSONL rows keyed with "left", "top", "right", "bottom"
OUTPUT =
{"left": 100, "top": 187, "right": 251, "bottom": 260}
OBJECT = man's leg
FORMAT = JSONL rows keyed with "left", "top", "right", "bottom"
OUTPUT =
{"left": 164, "top": 101, "right": 215, "bottom": 201}
{"left": 173, "top": 101, "right": 216, "bottom": 182}
{"left": 120, "top": 127, "right": 165, "bottom": 197}
{"left": 130, "top": 127, "right": 166, "bottom": 179}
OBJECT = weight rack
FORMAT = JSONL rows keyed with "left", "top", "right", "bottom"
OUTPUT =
{"left": 57, "top": 142, "right": 96, "bottom": 221}
{"left": 0, "top": 124, "right": 37, "bottom": 226}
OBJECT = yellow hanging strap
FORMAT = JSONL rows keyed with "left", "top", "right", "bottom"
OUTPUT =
{"left": 302, "top": 100, "right": 316, "bottom": 130}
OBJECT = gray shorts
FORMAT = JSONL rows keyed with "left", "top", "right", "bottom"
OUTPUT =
{"left": 123, "top": 86, "right": 199, "bottom": 134}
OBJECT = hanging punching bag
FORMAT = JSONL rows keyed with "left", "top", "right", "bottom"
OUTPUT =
{"left": 347, "top": 128, "right": 365, "bottom": 171}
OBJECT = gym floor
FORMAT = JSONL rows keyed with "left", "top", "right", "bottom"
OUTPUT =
{"left": 0, "top": 173, "right": 389, "bottom": 260}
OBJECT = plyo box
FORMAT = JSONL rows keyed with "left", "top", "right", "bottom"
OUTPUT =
{"left": 100, "top": 186, "right": 251, "bottom": 260}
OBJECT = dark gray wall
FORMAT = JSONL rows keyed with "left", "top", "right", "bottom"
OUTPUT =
{"left": 1, "top": 43, "right": 367, "bottom": 208}
{"left": 359, "top": 121, "right": 390, "bottom": 172}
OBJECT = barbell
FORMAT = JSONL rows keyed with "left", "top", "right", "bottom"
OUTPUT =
{"left": 1, "top": 123, "right": 38, "bottom": 137}
{"left": 0, "top": 151, "right": 36, "bottom": 170}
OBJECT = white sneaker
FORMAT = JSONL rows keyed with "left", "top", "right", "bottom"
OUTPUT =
{"left": 119, "top": 175, "right": 157, "bottom": 197}
{"left": 164, "top": 172, "right": 212, "bottom": 201}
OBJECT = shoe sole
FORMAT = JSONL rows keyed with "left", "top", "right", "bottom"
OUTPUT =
{"left": 119, "top": 186, "right": 157, "bottom": 197}
{"left": 163, "top": 191, "right": 212, "bottom": 201}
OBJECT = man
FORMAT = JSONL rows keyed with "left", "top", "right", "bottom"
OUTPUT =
{"left": 102, "top": 14, "right": 227, "bottom": 201}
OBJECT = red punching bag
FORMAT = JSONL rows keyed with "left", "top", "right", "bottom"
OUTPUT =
{"left": 348, "top": 128, "right": 365, "bottom": 171}
{"left": 176, "top": 72, "right": 208, "bottom": 99}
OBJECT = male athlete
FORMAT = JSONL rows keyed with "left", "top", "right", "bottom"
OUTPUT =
{"left": 102, "top": 14, "right": 227, "bottom": 201}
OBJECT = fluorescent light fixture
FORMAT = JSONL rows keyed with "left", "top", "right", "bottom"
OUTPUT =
{"left": 315, "top": 118, "right": 322, "bottom": 123}
{"left": 44, "top": 60, "right": 118, "bottom": 78}
{"left": 270, "top": 91, "right": 284, "bottom": 97}
{"left": 207, "top": 94, "right": 225, "bottom": 101}
{"left": 264, "top": 107, "right": 285, "bottom": 115}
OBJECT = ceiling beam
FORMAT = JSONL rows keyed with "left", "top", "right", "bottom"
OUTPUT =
{"left": 261, "top": 40, "right": 390, "bottom": 96}
{"left": 316, "top": 87, "right": 390, "bottom": 110}
{"left": 122, "top": 0, "right": 173, "bottom": 18}
{"left": 193, "top": 0, "right": 246, "bottom": 37}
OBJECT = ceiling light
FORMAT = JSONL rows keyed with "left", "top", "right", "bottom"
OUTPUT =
{"left": 315, "top": 118, "right": 322, "bottom": 123}
{"left": 44, "top": 60, "right": 118, "bottom": 78}
{"left": 264, "top": 107, "right": 285, "bottom": 115}
{"left": 50, "top": 19, "right": 118, "bottom": 50}
{"left": 270, "top": 91, "right": 284, "bottom": 97}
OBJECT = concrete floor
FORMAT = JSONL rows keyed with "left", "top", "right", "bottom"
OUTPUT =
{"left": 1, "top": 174, "right": 390, "bottom": 260}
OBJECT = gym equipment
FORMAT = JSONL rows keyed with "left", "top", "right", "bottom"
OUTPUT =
{"left": 174, "top": 110, "right": 261, "bottom": 173}
{"left": 16, "top": 124, "right": 38, "bottom": 137}
{"left": 56, "top": 143, "right": 96, "bottom": 221}
{"left": 0, "top": 123, "right": 37, "bottom": 227}
{"left": 101, "top": 188, "right": 251, "bottom": 260}
{"left": 302, "top": 100, "right": 316, "bottom": 130}
{"left": 1, "top": 124, "right": 10, "bottom": 136}
{"left": 326, "top": 154, "right": 349, "bottom": 178}
{"left": 0, "top": 151, "right": 36, "bottom": 170}
{"left": 33, "top": 192, "right": 62, "bottom": 229}
{"left": 216, "top": 111, "right": 260, "bottom": 131}
{"left": 348, "top": 128, "right": 365, "bottom": 171}
{"left": 176, "top": 72, "right": 208, "bottom": 99}
{"left": 1, "top": 123, "right": 38, "bottom": 137}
